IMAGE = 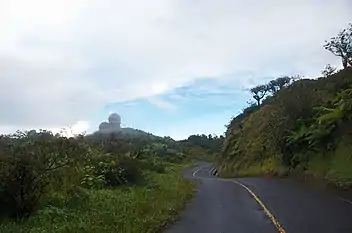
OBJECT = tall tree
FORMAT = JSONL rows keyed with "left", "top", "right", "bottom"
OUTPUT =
{"left": 250, "top": 84, "right": 268, "bottom": 105}
{"left": 324, "top": 23, "right": 352, "bottom": 69}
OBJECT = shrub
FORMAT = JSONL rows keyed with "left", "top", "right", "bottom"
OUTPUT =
{"left": 0, "top": 132, "right": 90, "bottom": 218}
{"left": 80, "top": 165, "right": 107, "bottom": 189}
{"left": 0, "top": 154, "right": 46, "bottom": 218}
{"left": 139, "top": 158, "right": 166, "bottom": 173}
{"left": 65, "top": 186, "right": 90, "bottom": 208}
{"left": 90, "top": 154, "right": 142, "bottom": 187}
{"left": 117, "top": 156, "right": 143, "bottom": 184}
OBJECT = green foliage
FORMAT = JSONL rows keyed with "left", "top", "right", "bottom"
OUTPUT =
{"left": 139, "top": 158, "right": 166, "bottom": 173}
{"left": 0, "top": 132, "right": 90, "bottom": 218}
{"left": 324, "top": 140, "right": 352, "bottom": 188}
{"left": 182, "top": 134, "right": 224, "bottom": 153}
{"left": 0, "top": 164, "right": 195, "bottom": 233}
{"left": 0, "top": 123, "right": 201, "bottom": 222}
{"left": 65, "top": 187, "right": 90, "bottom": 208}
{"left": 286, "top": 124, "right": 310, "bottom": 147}
{"left": 227, "top": 75, "right": 301, "bottom": 140}
{"left": 219, "top": 25, "right": 352, "bottom": 188}
{"left": 0, "top": 154, "right": 45, "bottom": 218}
{"left": 80, "top": 165, "right": 106, "bottom": 189}
{"left": 286, "top": 88, "right": 352, "bottom": 156}
{"left": 282, "top": 88, "right": 352, "bottom": 167}
{"left": 89, "top": 153, "right": 142, "bottom": 187}
{"left": 220, "top": 66, "right": 352, "bottom": 189}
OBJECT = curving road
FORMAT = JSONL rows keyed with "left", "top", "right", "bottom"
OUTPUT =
{"left": 164, "top": 162, "right": 352, "bottom": 233}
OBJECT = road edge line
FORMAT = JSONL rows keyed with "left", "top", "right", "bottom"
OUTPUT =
{"left": 231, "top": 180, "right": 286, "bottom": 233}
{"left": 192, "top": 168, "right": 201, "bottom": 178}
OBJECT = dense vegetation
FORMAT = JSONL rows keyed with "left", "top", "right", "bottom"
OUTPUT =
{"left": 218, "top": 23, "right": 352, "bottom": 189}
{"left": 178, "top": 134, "right": 225, "bottom": 161}
{"left": 0, "top": 127, "right": 222, "bottom": 232}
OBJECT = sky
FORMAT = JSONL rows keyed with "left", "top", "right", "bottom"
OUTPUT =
{"left": 1, "top": 0, "right": 351, "bottom": 139}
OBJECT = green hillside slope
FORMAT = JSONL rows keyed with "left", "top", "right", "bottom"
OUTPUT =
{"left": 218, "top": 68, "right": 352, "bottom": 188}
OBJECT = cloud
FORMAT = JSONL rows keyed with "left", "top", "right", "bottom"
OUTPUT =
{"left": 50, "top": 120, "right": 90, "bottom": 137}
{"left": 70, "top": 121, "right": 90, "bottom": 135}
{"left": 1, "top": 0, "right": 351, "bottom": 132}
{"left": 148, "top": 97, "right": 177, "bottom": 111}
{"left": 97, "top": 78, "right": 250, "bottom": 139}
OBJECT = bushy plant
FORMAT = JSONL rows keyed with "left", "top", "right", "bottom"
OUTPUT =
{"left": 89, "top": 154, "right": 142, "bottom": 187}
{"left": 0, "top": 153, "right": 46, "bottom": 218}
{"left": 139, "top": 158, "right": 166, "bottom": 173}
{"left": 0, "top": 132, "right": 91, "bottom": 218}
{"left": 80, "top": 165, "right": 106, "bottom": 189}
{"left": 117, "top": 156, "right": 143, "bottom": 184}
{"left": 65, "top": 186, "right": 90, "bottom": 208}
{"left": 283, "top": 88, "right": 352, "bottom": 168}
{"left": 0, "top": 124, "right": 194, "bottom": 221}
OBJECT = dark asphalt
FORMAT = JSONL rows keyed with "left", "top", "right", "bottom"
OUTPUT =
{"left": 164, "top": 162, "right": 352, "bottom": 233}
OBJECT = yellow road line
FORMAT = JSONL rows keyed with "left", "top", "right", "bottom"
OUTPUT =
{"left": 231, "top": 180, "right": 286, "bottom": 233}
{"left": 193, "top": 166, "right": 285, "bottom": 232}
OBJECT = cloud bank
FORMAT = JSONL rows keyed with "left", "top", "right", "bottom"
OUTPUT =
{"left": 1, "top": 0, "right": 351, "bottom": 133}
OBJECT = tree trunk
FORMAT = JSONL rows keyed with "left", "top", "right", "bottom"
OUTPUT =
{"left": 342, "top": 57, "right": 348, "bottom": 69}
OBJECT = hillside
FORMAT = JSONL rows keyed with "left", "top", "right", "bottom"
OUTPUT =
{"left": 218, "top": 67, "right": 352, "bottom": 188}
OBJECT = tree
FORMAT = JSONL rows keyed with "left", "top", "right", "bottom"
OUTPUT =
{"left": 267, "top": 80, "right": 279, "bottom": 94}
{"left": 324, "top": 23, "right": 352, "bottom": 69}
{"left": 276, "top": 76, "right": 292, "bottom": 89}
{"left": 250, "top": 84, "right": 268, "bottom": 105}
{"left": 321, "top": 64, "right": 337, "bottom": 77}
{"left": 267, "top": 76, "right": 292, "bottom": 95}
{"left": 291, "top": 75, "right": 303, "bottom": 82}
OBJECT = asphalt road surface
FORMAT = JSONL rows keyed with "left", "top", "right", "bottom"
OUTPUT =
{"left": 164, "top": 162, "right": 352, "bottom": 233}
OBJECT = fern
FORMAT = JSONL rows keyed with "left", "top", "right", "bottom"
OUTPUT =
{"left": 305, "top": 125, "right": 334, "bottom": 147}
{"left": 286, "top": 124, "right": 309, "bottom": 147}
{"left": 316, "top": 108, "right": 343, "bottom": 125}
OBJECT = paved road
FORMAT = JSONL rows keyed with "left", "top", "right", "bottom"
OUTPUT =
{"left": 164, "top": 162, "right": 352, "bottom": 233}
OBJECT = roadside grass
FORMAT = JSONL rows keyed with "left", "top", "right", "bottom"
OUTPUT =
{"left": 218, "top": 157, "right": 288, "bottom": 178}
{"left": 302, "top": 140, "right": 352, "bottom": 189}
{"left": 324, "top": 141, "right": 352, "bottom": 189}
{"left": 0, "top": 164, "right": 195, "bottom": 233}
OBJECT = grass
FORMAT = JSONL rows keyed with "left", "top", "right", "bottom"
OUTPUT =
{"left": 324, "top": 155, "right": 352, "bottom": 189}
{"left": 0, "top": 164, "right": 195, "bottom": 233}
{"left": 301, "top": 139, "right": 352, "bottom": 189}
{"left": 218, "top": 157, "right": 287, "bottom": 178}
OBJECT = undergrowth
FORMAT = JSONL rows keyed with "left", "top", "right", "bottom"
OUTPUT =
{"left": 0, "top": 164, "right": 195, "bottom": 233}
